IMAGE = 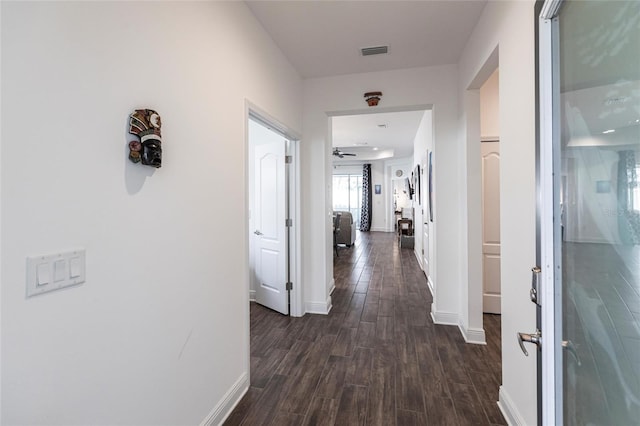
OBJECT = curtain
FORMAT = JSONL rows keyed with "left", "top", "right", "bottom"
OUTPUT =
{"left": 360, "top": 164, "right": 372, "bottom": 231}
{"left": 617, "top": 150, "right": 640, "bottom": 244}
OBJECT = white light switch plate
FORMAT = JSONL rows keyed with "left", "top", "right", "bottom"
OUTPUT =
{"left": 26, "top": 249, "right": 85, "bottom": 297}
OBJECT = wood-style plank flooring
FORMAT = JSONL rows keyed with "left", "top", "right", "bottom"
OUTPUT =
{"left": 225, "top": 231, "right": 505, "bottom": 425}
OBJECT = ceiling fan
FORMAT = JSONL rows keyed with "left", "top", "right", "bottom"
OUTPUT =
{"left": 332, "top": 148, "right": 356, "bottom": 158}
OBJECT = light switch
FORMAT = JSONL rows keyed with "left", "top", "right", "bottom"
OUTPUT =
{"left": 36, "top": 263, "right": 49, "bottom": 286}
{"left": 70, "top": 257, "right": 81, "bottom": 278}
{"left": 27, "top": 249, "right": 85, "bottom": 297}
{"left": 53, "top": 259, "right": 66, "bottom": 282}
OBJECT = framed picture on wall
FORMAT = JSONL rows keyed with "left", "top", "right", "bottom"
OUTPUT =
{"left": 414, "top": 164, "right": 421, "bottom": 204}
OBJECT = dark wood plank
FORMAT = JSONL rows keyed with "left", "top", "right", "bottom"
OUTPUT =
{"left": 227, "top": 232, "right": 504, "bottom": 426}
{"left": 223, "top": 387, "right": 262, "bottom": 426}
{"left": 302, "top": 397, "right": 339, "bottom": 426}
{"left": 315, "top": 355, "right": 349, "bottom": 399}
{"left": 237, "top": 374, "right": 288, "bottom": 426}
{"left": 396, "top": 409, "right": 428, "bottom": 426}
{"left": 355, "top": 321, "right": 377, "bottom": 348}
{"left": 334, "top": 384, "right": 368, "bottom": 426}
{"left": 345, "top": 346, "right": 372, "bottom": 387}
{"left": 331, "top": 327, "right": 358, "bottom": 357}
{"left": 270, "top": 412, "right": 304, "bottom": 426}
{"left": 367, "top": 349, "right": 396, "bottom": 426}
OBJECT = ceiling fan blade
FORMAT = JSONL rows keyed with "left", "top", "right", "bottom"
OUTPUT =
{"left": 343, "top": 153, "right": 356, "bottom": 156}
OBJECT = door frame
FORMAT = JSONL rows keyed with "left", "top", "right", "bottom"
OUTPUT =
{"left": 538, "top": 1, "right": 563, "bottom": 424}
{"left": 245, "top": 101, "right": 302, "bottom": 317}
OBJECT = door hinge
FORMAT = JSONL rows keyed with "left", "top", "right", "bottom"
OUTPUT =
{"left": 285, "top": 218, "right": 293, "bottom": 227}
{"left": 285, "top": 155, "right": 292, "bottom": 164}
{"left": 286, "top": 282, "right": 293, "bottom": 290}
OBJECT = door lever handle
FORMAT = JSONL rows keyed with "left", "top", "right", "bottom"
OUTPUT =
{"left": 517, "top": 330, "right": 542, "bottom": 356}
{"left": 254, "top": 230, "right": 263, "bottom": 236}
{"left": 562, "top": 340, "right": 582, "bottom": 366}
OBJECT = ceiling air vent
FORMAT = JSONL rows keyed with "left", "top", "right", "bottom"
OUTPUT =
{"left": 361, "top": 46, "right": 388, "bottom": 56}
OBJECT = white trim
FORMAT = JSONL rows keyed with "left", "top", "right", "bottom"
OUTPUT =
{"left": 249, "top": 290, "right": 256, "bottom": 302}
{"left": 413, "top": 247, "right": 423, "bottom": 269}
{"left": 498, "top": 386, "right": 526, "bottom": 426}
{"left": 328, "top": 278, "right": 336, "bottom": 296}
{"left": 427, "top": 276, "right": 434, "bottom": 296}
{"left": 200, "top": 372, "right": 249, "bottom": 426}
{"left": 288, "top": 138, "right": 303, "bottom": 317}
{"left": 305, "top": 296, "right": 332, "bottom": 315}
{"left": 245, "top": 100, "right": 303, "bottom": 318}
{"left": 430, "top": 309, "right": 458, "bottom": 326}
{"left": 370, "top": 226, "right": 387, "bottom": 232}
{"left": 539, "top": 9, "right": 560, "bottom": 426}
{"left": 459, "top": 324, "right": 486, "bottom": 345}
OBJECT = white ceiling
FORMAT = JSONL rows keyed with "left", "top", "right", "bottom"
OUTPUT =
{"left": 332, "top": 110, "right": 427, "bottom": 162}
{"left": 245, "top": 0, "right": 487, "bottom": 79}
{"left": 245, "top": 1, "right": 486, "bottom": 163}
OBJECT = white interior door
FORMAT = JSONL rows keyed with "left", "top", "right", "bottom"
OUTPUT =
{"left": 481, "top": 140, "right": 501, "bottom": 314}
{"left": 253, "top": 138, "right": 288, "bottom": 315}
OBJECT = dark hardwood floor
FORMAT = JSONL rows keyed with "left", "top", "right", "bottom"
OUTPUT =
{"left": 225, "top": 231, "right": 505, "bottom": 426}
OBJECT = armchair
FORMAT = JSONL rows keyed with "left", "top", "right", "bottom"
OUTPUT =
{"left": 334, "top": 211, "right": 356, "bottom": 247}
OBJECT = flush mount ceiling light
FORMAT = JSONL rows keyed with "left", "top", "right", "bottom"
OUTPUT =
{"left": 361, "top": 45, "right": 388, "bottom": 56}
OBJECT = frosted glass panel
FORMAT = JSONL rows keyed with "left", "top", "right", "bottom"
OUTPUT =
{"left": 558, "top": 1, "right": 640, "bottom": 424}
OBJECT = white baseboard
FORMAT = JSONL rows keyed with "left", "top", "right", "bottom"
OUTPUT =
{"left": 370, "top": 226, "right": 387, "bottom": 232}
{"left": 413, "top": 249, "right": 423, "bottom": 269}
{"left": 249, "top": 290, "right": 256, "bottom": 302}
{"left": 498, "top": 386, "right": 525, "bottom": 426}
{"left": 427, "top": 277, "right": 434, "bottom": 296}
{"left": 459, "top": 324, "right": 487, "bottom": 345}
{"left": 305, "top": 295, "right": 332, "bottom": 315}
{"left": 329, "top": 278, "right": 335, "bottom": 296}
{"left": 200, "top": 372, "right": 249, "bottom": 426}
{"left": 430, "top": 309, "right": 458, "bottom": 326}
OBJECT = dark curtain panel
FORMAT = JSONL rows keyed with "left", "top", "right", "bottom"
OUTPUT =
{"left": 360, "top": 163, "right": 372, "bottom": 231}
{"left": 617, "top": 150, "right": 640, "bottom": 244}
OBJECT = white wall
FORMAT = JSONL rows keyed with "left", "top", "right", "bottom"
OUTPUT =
{"left": 481, "top": 69, "right": 500, "bottom": 139}
{"left": 458, "top": 1, "right": 537, "bottom": 424}
{"left": 412, "top": 111, "right": 433, "bottom": 272}
{"left": 370, "top": 161, "right": 387, "bottom": 232}
{"left": 1, "top": 2, "right": 302, "bottom": 424}
{"left": 302, "top": 65, "right": 460, "bottom": 320}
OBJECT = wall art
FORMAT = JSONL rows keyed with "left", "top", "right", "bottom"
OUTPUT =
{"left": 128, "top": 109, "right": 162, "bottom": 168}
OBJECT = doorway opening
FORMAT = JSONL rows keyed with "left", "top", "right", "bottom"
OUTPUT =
{"left": 480, "top": 69, "right": 502, "bottom": 315}
{"left": 246, "top": 106, "right": 301, "bottom": 317}
{"left": 328, "top": 106, "right": 433, "bottom": 290}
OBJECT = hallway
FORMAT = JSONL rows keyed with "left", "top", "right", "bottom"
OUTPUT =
{"left": 225, "top": 232, "right": 505, "bottom": 425}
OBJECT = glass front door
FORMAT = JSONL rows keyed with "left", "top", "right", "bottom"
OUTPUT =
{"left": 549, "top": 1, "right": 640, "bottom": 424}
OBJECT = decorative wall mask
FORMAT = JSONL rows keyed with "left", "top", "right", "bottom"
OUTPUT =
{"left": 128, "top": 109, "right": 162, "bottom": 168}
{"left": 364, "top": 91, "right": 382, "bottom": 107}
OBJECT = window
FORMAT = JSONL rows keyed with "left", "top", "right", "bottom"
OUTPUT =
{"left": 333, "top": 174, "right": 362, "bottom": 227}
